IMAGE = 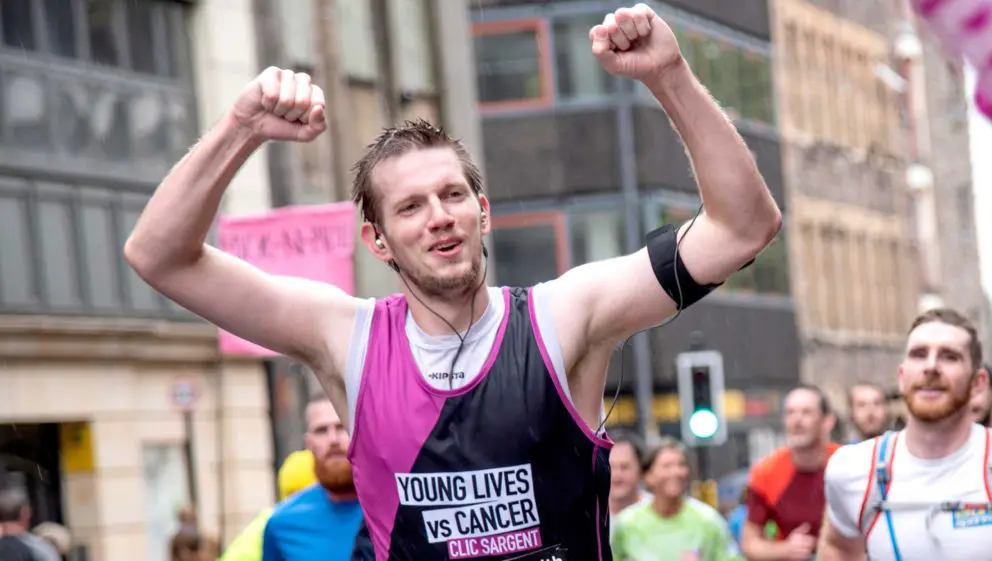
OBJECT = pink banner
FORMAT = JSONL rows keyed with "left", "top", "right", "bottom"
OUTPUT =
{"left": 215, "top": 202, "right": 357, "bottom": 356}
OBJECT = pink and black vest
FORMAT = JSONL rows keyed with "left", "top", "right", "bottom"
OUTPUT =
{"left": 347, "top": 287, "right": 613, "bottom": 561}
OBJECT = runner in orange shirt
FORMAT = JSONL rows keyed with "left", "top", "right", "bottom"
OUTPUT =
{"left": 740, "top": 385, "right": 840, "bottom": 561}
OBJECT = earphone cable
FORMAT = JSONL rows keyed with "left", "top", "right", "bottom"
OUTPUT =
{"left": 596, "top": 203, "right": 705, "bottom": 436}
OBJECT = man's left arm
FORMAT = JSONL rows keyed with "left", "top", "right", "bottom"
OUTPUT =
{"left": 553, "top": 6, "right": 781, "bottom": 361}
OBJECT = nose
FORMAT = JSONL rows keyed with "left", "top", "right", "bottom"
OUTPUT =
{"left": 426, "top": 196, "right": 455, "bottom": 231}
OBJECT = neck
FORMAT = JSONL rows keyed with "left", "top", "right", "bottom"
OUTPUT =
{"left": 609, "top": 490, "right": 643, "bottom": 515}
{"left": 790, "top": 442, "right": 830, "bottom": 471}
{"left": 404, "top": 281, "right": 491, "bottom": 336}
{"left": 904, "top": 411, "right": 974, "bottom": 459}
{"left": 0, "top": 522, "right": 25, "bottom": 535}
{"left": 651, "top": 493, "right": 684, "bottom": 518}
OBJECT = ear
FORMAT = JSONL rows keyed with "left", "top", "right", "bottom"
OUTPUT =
{"left": 897, "top": 364, "right": 908, "bottom": 395}
{"left": 360, "top": 222, "right": 393, "bottom": 264}
{"left": 972, "top": 367, "right": 989, "bottom": 395}
{"left": 479, "top": 194, "right": 492, "bottom": 236}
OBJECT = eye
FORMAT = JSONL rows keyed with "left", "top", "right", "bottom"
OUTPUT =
{"left": 446, "top": 189, "right": 466, "bottom": 199}
{"left": 399, "top": 203, "right": 418, "bottom": 214}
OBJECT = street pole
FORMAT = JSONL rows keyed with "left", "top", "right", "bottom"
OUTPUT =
{"left": 616, "top": 77, "right": 657, "bottom": 443}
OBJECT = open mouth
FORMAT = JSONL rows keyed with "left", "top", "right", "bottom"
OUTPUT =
{"left": 430, "top": 239, "right": 463, "bottom": 256}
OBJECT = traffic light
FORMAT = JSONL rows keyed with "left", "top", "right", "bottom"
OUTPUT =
{"left": 676, "top": 350, "right": 727, "bottom": 447}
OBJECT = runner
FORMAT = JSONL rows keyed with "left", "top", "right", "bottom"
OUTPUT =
{"left": 818, "top": 308, "right": 992, "bottom": 560}
{"left": 123, "top": 4, "right": 781, "bottom": 559}
{"left": 847, "top": 382, "right": 890, "bottom": 443}
{"left": 739, "top": 385, "right": 839, "bottom": 561}
{"left": 610, "top": 437, "right": 742, "bottom": 561}
{"left": 969, "top": 364, "right": 991, "bottom": 427}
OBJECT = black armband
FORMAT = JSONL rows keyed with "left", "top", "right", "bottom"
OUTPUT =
{"left": 645, "top": 224, "right": 722, "bottom": 310}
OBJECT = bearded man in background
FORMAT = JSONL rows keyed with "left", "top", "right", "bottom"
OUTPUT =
{"left": 262, "top": 396, "right": 364, "bottom": 561}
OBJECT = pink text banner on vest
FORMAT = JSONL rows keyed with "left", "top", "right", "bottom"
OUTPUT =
{"left": 215, "top": 202, "right": 357, "bottom": 356}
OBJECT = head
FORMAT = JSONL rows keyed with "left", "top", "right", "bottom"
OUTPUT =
{"left": 354, "top": 120, "right": 490, "bottom": 300}
{"left": 899, "top": 308, "right": 988, "bottom": 423}
{"left": 643, "top": 437, "right": 691, "bottom": 501}
{"left": 969, "top": 368, "right": 992, "bottom": 426}
{"left": 848, "top": 382, "right": 889, "bottom": 440}
{"left": 608, "top": 433, "right": 646, "bottom": 503}
{"left": 304, "top": 396, "right": 354, "bottom": 495}
{"left": 783, "top": 385, "right": 834, "bottom": 450}
{"left": 0, "top": 485, "right": 31, "bottom": 529}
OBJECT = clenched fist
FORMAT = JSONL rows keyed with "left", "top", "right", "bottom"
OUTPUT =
{"left": 590, "top": 4, "right": 683, "bottom": 85}
{"left": 231, "top": 67, "right": 327, "bottom": 142}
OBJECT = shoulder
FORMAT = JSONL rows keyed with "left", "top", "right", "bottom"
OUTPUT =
{"left": 685, "top": 497, "right": 727, "bottom": 526}
{"left": 825, "top": 438, "right": 876, "bottom": 490}
{"left": 749, "top": 448, "right": 793, "bottom": 486}
{"left": 615, "top": 502, "right": 651, "bottom": 526}
{"left": 269, "top": 484, "right": 322, "bottom": 525}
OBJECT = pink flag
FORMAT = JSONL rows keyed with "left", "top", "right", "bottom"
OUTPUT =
{"left": 215, "top": 202, "right": 357, "bottom": 356}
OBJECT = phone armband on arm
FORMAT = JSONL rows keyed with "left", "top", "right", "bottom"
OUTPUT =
{"left": 645, "top": 224, "right": 722, "bottom": 310}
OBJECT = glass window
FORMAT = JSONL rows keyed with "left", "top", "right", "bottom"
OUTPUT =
{"left": 554, "top": 15, "right": 614, "bottom": 100}
{"left": 740, "top": 52, "right": 774, "bottom": 125}
{"left": 125, "top": 0, "right": 158, "bottom": 74}
{"left": 87, "top": 0, "right": 121, "bottom": 67}
{"left": 492, "top": 212, "right": 566, "bottom": 287}
{"left": 1, "top": 0, "right": 36, "bottom": 51}
{"left": 569, "top": 208, "right": 625, "bottom": 265}
{"left": 474, "top": 22, "right": 547, "bottom": 105}
{"left": 44, "top": 0, "right": 78, "bottom": 58}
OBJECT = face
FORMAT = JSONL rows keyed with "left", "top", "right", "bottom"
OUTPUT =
{"left": 899, "top": 321, "right": 982, "bottom": 423}
{"left": 644, "top": 447, "right": 690, "bottom": 500}
{"left": 304, "top": 400, "right": 354, "bottom": 494}
{"left": 783, "top": 389, "right": 830, "bottom": 449}
{"left": 970, "top": 381, "right": 992, "bottom": 425}
{"left": 609, "top": 442, "right": 643, "bottom": 501}
{"left": 362, "top": 148, "right": 491, "bottom": 299}
{"left": 849, "top": 385, "right": 888, "bottom": 439}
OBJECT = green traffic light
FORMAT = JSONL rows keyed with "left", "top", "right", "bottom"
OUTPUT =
{"left": 689, "top": 408, "right": 719, "bottom": 439}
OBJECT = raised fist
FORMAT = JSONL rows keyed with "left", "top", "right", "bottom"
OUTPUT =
{"left": 231, "top": 67, "right": 327, "bottom": 142}
{"left": 590, "top": 4, "right": 683, "bottom": 85}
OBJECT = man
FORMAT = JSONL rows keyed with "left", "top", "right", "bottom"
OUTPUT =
{"left": 818, "top": 308, "right": 992, "bottom": 561}
{"left": 218, "top": 449, "right": 317, "bottom": 561}
{"left": 611, "top": 437, "right": 742, "bottom": 561}
{"left": 847, "top": 382, "right": 890, "bottom": 442}
{"left": 608, "top": 432, "right": 653, "bottom": 543}
{"left": 123, "top": 4, "right": 781, "bottom": 559}
{"left": 0, "top": 486, "right": 60, "bottom": 561}
{"left": 262, "top": 396, "right": 364, "bottom": 561}
{"left": 740, "top": 385, "right": 839, "bottom": 561}
{"left": 969, "top": 363, "right": 991, "bottom": 426}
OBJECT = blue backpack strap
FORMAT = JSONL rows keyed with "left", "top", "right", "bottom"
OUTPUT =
{"left": 858, "top": 432, "right": 896, "bottom": 536}
{"left": 874, "top": 431, "right": 903, "bottom": 561}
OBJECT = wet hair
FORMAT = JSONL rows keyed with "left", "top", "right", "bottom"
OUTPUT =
{"left": 910, "top": 307, "right": 982, "bottom": 369}
{"left": 786, "top": 383, "right": 832, "bottom": 416}
{"left": 351, "top": 119, "right": 484, "bottom": 225}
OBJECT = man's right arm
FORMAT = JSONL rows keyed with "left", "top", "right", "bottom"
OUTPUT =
{"left": 817, "top": 515, "right": 865, "bottom": 561}
{"left": 124, "top": 69, "right": 357, "bottom": 381}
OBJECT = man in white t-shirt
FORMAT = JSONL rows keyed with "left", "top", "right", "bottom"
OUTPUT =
{"left": 818, "top": 308, "right": 992, "bottom": 561}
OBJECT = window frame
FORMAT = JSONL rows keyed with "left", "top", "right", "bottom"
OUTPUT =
{"left": 472, "top": 18, "right": 554, "bottom": 113}
{"left": 490, "top": 209, "right": 571, "bottom": 279}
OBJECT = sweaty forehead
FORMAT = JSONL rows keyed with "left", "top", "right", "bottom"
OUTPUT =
{"left": 907, "top": 321, "right": 970, "bottom": 353}
{"left": 372, "top": 148, "right": 466, "bottom": 202}
{"left": 784, "top": 389, "right": 820, "bottom": 411}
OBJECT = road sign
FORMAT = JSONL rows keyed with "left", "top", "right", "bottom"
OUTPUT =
{"left": 171, "top": 378, "right": 198, "bottom": 412}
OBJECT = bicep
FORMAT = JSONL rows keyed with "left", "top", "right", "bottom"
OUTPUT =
{"left": 147, "top": 246, "right": 358, "bottom": 370}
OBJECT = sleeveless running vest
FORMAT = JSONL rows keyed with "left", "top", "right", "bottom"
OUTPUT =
{"left": 347, "top": 287, "right": 613, "bottom": 561}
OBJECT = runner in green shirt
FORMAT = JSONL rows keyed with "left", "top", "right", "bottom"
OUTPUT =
{"left": 612, "top": 437, "right": 743, "bottom": 561}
